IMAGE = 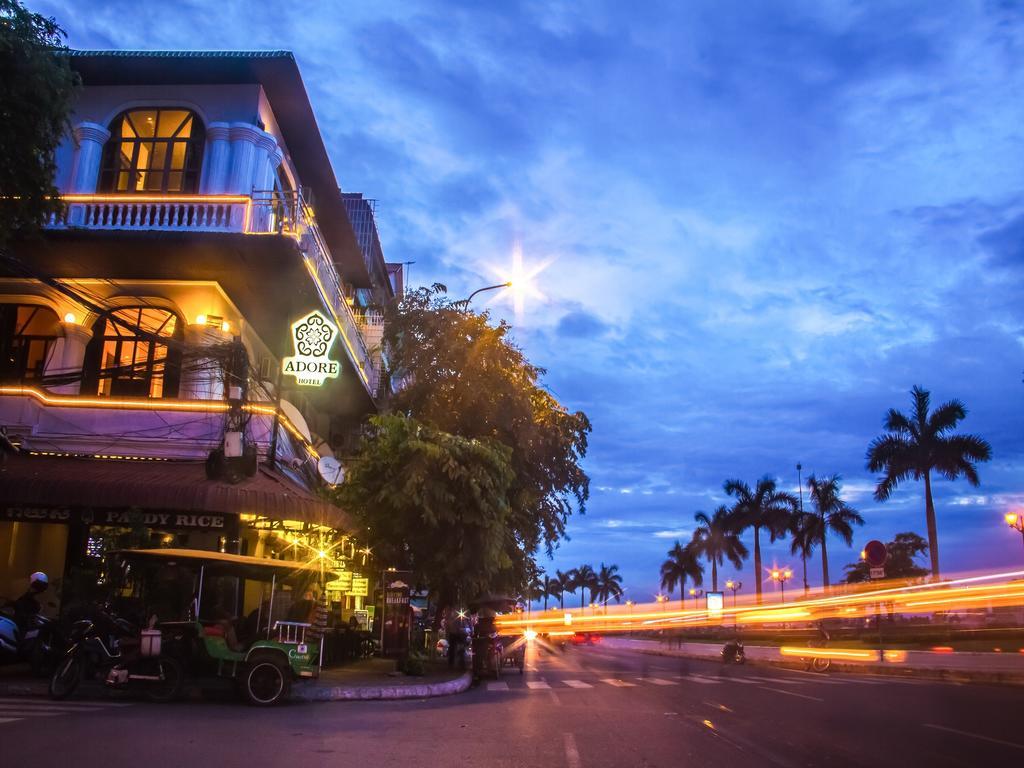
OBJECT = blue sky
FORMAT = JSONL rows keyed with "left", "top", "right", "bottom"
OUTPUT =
{"left": 43, "top": 0, "right": 1024, "bottom": 600}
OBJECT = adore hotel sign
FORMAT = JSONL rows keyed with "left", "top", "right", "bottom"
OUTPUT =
{"left": 282, "top": 310, "right": 341, "bottom": 387}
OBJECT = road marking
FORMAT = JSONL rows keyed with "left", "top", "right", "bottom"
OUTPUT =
{"left": 0, "top": 709, "right": 61, "bottom": 717}
{"left": 0, "top": 697, "right": 131, "bottom": 707}
{"left": 923, "top": 724, "right": 1024, "bottom": 751}
{"left": 562, "top": 679, "right": 593, "bottom": 689}
{"left": 527, "top": 681, "right": 551, "bottom": 690}
{"left": 753, "top": 677, "right": 804, "bottom": 685}
{"left": 563, "top": 732, "right": 581, "bottom": 768}
{"left": 600, "top": 678, "right": 636, "bottom": 687}
{"left": 720, "top": 677, "right": 759, "bottom": 684}
{"left": 757, "top": 686, "right": 824, "bottom": 702}
{"left": 684, "top": 675, "right": 721, "bottom": 685}
{"left": 638, "top": 677, "right": 677, "bottom": 686}
{"left": 487, "top": 681, "right": 509, "bottom": 691}
{"left": 0, "top": 718, "right": 20, "bottom": 724}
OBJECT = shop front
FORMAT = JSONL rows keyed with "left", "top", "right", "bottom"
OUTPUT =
{"left": 0, "top": 452, "right": 350, "bottom": 615}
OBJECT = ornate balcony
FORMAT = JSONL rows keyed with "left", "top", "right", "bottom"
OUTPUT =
{"left": 45, "top": 192, "right": 380, "bottom": 399}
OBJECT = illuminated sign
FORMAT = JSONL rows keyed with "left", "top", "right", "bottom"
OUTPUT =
{"left": 706, "top": 591, "right": 724, "bottom": 618}
{"left": 282, "top": 310, "right": 341, "bottom": 387}
{"left": 348, "top": 577, "right": 369, "bottom": 597}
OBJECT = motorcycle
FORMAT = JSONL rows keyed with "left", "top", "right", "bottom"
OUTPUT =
{"left": 0, "top": 603, "right": 64, "bottom": 676}
{"left": 721, "top": 638, "right": 746, "bottom": 664}
{"left": 48, "top": 606, "right": 183, "bottom": 703}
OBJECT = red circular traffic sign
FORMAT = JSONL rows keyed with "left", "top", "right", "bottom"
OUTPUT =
{"left": 863, "top": 540, "right": 887, "bottom": 567}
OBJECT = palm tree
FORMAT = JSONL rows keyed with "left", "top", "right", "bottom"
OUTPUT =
{"left": 866, "top": 385, "right": 992, "bottom": 579}
{"left": 724, "top": 476, "right": 797, "bottom": 602}
{"left": 690, "top": 506, "right": 748, "bottom": 592}
{"left": 659, "top": 541, "right": 704, "bottom": 609}
{"left": 540, "top": 573, "right": 552, "bottom": 611}
{"left": 594, "top": 563, "right": 624, "bottom": 608}
{"left": 572, "top": 565, "right": 598, "bottom": 609}
{"left": 802, "top": 474, "right": 863, "bottom": 589}
{"left": 789, "top": 511, "right": 817, "bottom": 596}
{"left": 554, "top": 569, "right": 572, "bottom": 609}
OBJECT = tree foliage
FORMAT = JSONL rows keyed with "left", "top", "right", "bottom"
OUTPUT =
{"left": 866, "top": 385, "right": 991, "bottom": 578}
{"left": 335, "top": 413, "right": 516, "bottom": 603}
{"left": 724, "top": 476, "right": 796, "bottom": 600}
{"left": 844, "top": 532, "right": 929, "bottom": 584}
{"left": 0, "top": 0, "right": 78, "bottom": 241}
{"left": 374, "top": 285, "right": 591, "bottom": 598}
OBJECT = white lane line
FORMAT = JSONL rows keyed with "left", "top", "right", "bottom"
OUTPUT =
{"left": 757, "top": 686, "right": 824, "bottom": 702}
{"left": 0, "top": 697, "right": 131, "bottom": 707}
{"left": 720, "top": 677, "right": 759, "bottom": 684}
{"left": 638, "top": 677, "right": 677, "bottom": 686}
{"left": 0, "top": 717, "right": 21, "bottom": 724}
{"left": 0, "top": 703, "right": 109, "bottom": 711}
{"left": 684, "top": 676, "right": 721, "bottom": 685}
{"left": 527, "top": 681, "right": 551, "bottom": 690}
{"left": 923, "top": 724, "right": 1024, "bottom": 751}
{"left": 562, "top": 680, "right": 593, "bottom": 689}
{"left": 600, "top": 678, "right": 636, "bottom": 687}
{"left": 563, "top": 732, "right": 581, "bottom": 768}
{"left": 487, "top": 681, "right": 509, "bottom": 691}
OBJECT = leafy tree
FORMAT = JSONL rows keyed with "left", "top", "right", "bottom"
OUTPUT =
{"left": 866, "top": 385, "right": 992, "bottom": 579}
{"left": 802, "top": 474, "right": 864, "bottom": 589}
{"left": 724, "top": 476, "right": 797, "bottom": 602}
{"left": 844, "top": 532, "right": 929, "bottom": 584}
{"left": 594, "top": 562, "right": 624, "bottom": 607}
{"left": 0, "top": 0, "right": 78, "bottom": 242}
{"left": 384, "top": 285, "right": 591, "bottom": 564}
{"left": 659, "top": 541, "right": 704, "bottom": 609}
{"left": 788, "top": 511, "right": 817, "bottom": 596}
{"left": 690, "top": 506, "right": 748, "bottom": 592}
{"left": 335, "top": 413, "right": 516, "bottom": 609}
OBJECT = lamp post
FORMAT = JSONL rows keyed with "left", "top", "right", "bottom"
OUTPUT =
{"left": 455, "top": 281, "right": 512, "bottom": 309}
{"left": 655, "top": 594, "right": 668, "bottom": 613}
{"left": 688, "top": 587, "right": 704, "bottom": 609}
{"left": 1006, "top": 511, "right": 1024, "bottom": 553}
{"left": 770, "top": 568, "right": 793, "bottom": 604}
{"left": 725, "top": 579, "right": 742, "bottom": 609}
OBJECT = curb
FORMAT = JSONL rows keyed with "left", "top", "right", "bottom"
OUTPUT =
{"left": 292, "top": 671, "right": 473, "bottom": 702}
{"left": 629, "top": 646, "right": 1024, "bottom": 686}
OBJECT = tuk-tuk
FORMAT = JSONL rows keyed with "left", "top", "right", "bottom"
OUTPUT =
{"left": 108, "top": 548, "right": 326, "bottom": 706}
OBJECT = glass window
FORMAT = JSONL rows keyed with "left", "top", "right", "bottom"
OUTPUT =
{"left": 86, "top": 307, "right": 182, "bottom": 399}
{"left": 99, "top": 109, "right": 205, "bottom": 194}
{"left": 0, "top": 304, "right": 61, "bottom": 384}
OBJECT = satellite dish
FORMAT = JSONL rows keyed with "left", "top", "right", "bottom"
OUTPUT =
{"left": 317, "top": 455, "right": 345, "bottom": 486}
{"left": 279, "top": 399, "right": 312, "bottom": 443}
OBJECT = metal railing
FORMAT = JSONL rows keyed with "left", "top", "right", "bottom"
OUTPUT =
{"left": 46, "top": 191, "right": 380, "bottom": 398}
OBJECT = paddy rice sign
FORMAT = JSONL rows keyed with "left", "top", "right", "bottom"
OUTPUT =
{"left": 282, "top": 310, "right": 341, "bottom": 387}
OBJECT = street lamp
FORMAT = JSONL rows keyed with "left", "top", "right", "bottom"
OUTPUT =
{"left": 1005, "top": 511, "right": 1024, "bottom": 552}
{"left": 455, "top": 281, "right": 512, "bottom": 309}
{"left": 688, "top": 587, "right": 704, "bottom": 609}
{"left": 725, "top": 580, "right": 742, "bottom": 608}
{"left": 770, "top": 568, "right": 793, "bottom": 604}
{"left": 655, "top": 594, "right": 668, "bottom": 612}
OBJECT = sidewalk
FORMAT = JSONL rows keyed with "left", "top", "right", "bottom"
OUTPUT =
{"left": 602, "top": 636, "right": 1024, "bottom": 684}
{"left": 0, "top": 657, "right": 471, "bottom": 702}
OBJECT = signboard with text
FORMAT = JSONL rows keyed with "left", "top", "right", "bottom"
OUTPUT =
{"left": 348, "top": 577, "right": 369, "bottom": 597}
{"left": 3, "top": 506, "right": 225, "bottom": 530}
{"left": 282, "top": 310, "right": 341, "bottom": 387}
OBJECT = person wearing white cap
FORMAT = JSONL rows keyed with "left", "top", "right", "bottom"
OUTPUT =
{"left": 12, "top": 572, "right": 48, "bottom": 627}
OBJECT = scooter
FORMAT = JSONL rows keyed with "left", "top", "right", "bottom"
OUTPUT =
{"left": 48, "top": 606, "right": 183, "bottom": 703}
{"left": 0, "top": 603, "right": 64, "bottom": 676}
{"left": 721, "top": 638, "right": 746, "bottom": 664}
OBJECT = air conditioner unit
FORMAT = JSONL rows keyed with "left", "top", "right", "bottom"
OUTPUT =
{"left": 257, "top": 356, "right": 275, "bottom": 382}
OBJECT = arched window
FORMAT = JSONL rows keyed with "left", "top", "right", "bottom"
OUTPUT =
{"left": 84, "top": 307, "right": 183, "bottom": 398}
{"left": 0, "top": 304, "right": 61, "bottom": 384}
{"left": 99, "top": 109, "right": 205, "bottom": 194}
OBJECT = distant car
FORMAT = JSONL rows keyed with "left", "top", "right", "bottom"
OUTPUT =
{"left": 570, "top": 632, "right": 601, "bottom": 646}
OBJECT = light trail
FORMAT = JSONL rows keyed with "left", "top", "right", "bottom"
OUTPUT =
{"left": 496, "top": 568, "right": 1024, "bottom": 635}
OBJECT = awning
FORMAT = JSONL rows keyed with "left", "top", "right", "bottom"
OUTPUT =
{"left": 0, "top": 453, "right": 350, "bottom": 530}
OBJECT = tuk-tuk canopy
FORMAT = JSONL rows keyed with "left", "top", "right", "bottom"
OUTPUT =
{"left": 112, "top": 548, "right": 328, "bottom": 584}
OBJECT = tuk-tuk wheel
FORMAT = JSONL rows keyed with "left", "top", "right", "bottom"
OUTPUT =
{"left": 243, "top": 657, "right": 291, "bottom": 706}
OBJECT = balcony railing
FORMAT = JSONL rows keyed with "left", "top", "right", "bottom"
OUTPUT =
{"left": 46, "top": 192, "right": 379, "bottom": 399}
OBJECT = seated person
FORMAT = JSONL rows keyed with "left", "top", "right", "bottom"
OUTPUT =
{"left": 205, "top": 604, "right": 245, "bottom": 652}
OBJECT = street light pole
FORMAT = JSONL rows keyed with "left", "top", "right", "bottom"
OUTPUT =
{"left": 770, "top": 568, "right": 792, "bottom": 604}
{"left": 1006, "top": 512, "right": 1024, "bottom": 553}
{"left": 455, "top": 282, "right": 512, "bottom": 309}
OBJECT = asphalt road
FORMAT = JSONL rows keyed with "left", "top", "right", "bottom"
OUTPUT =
{"left": 1, "top": 643, "right": 1021, "bottom": 767}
